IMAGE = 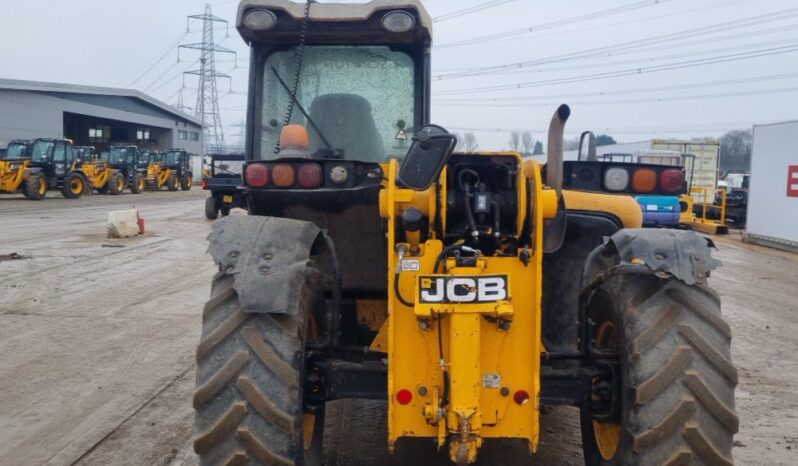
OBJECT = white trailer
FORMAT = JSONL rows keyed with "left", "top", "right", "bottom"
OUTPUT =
{"left": 747, "top": 121, "right": 798, "bottom": 252}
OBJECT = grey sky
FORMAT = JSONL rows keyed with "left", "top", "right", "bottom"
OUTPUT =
{"left": 1, "top": 0, "right": 796, "bottom": 150}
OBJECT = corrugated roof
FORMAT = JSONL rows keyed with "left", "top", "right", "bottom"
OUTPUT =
{"left": 0, "top": 78, "right": 204, "bottom": 127}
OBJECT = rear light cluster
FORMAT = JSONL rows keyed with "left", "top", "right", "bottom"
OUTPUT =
{"left": 245, "top": 162, "right": 325, "bottom": 189}
{"left": 603, "top": 167, "right": 683, "bottom": 193}
{"left": 565, "top": 162, "right": 686, "bottom": 195}
{"left": 610, "top": 167, "right": 683, "bottom": 193}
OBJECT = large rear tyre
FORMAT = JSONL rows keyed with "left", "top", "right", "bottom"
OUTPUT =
{"left": 205, "top": 197, "right": 219, "bottom": 220}
{"left": 193, "top": 272, "right": 324, "bottom": 466}
{"left": 580, "top": 273, "right": 738, "bottom": 466}
{"left": 61, "top": 173, "right": 85, "bottom": 199}
{"left": 23, "top": 173, "right": 46, "bottom": 200}
{"left": 181, "top": 174, "right": 193, "bottom": 191}
{"left": 167, "top": 173, "right": 179, "bottom": 192}
{"left": 108, "top": 172, "right": 125, "bottom": 195}
{"left": 131, "top": 173, "right": 145, "bottom": 194}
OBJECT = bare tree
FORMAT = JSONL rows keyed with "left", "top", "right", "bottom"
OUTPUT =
{"left": 453, "top": 132, "right": 464, "bottom": 150}
{"left": 521, "top": 131, "right": 533, "bottom": 156}
{"left": 533, "top": 140, "right": 543, "bottom": 155}
{"left": 720, "top": 129, "right": 753, "bottom": 172}
{"left": 463, "top": 132, "right": 479, "bottom": 152}
{"left": 563, "top": 136, "right": 581, "bottom": 151}
{"left": 508, "top": 131, "right": 521, "bottom": 152}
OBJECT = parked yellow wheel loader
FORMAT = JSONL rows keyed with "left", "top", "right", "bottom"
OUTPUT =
{"left": 193, "top": 2, "right": 738, "bottom": 465}
{"left": 0, "top": 157, "right": 46, "bottom": 200}
{"left": 145, "top": 152, "right": 179, "bottom": 191}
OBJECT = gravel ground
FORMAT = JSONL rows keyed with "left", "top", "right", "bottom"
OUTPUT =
{"left": 0, "top": 191, "right": 795, "bottom": 465}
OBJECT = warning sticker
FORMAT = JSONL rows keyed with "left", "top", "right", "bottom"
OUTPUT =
{"left": 401, "top": 258, "right": 420, "bottom": 271}
{"left": 483, "top": 374, "right": 501, "bottom": 389}
{"left": 395, "top": 129, "right": 407, "bottom": 140}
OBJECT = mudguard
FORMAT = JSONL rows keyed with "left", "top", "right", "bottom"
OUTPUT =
{"left": 208, "top": 216, "right": 322, "bottom": 314}
{"left": 583, "top": 228, "right": 721, "bottom": 286}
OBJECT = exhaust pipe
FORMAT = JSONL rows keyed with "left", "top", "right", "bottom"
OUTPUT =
{"left": 546, "top": 104, "right": 571, "bottom": 194}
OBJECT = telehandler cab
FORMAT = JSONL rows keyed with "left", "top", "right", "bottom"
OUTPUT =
{"left": 106, "top": 145, "right": 145, "bottom": 194}
{"left": 145, "top": 151, "right": 176, "bottom": 191}
{"left": 165, "top": 149, "right": 194, "bottom": 191}
{"left": 28, "top": 138, "right": 88, "bottom": 198}
{"left": 193, "top": 2, "right": 738, "bottom": 465}
{"left": 3, "top": 140, "right": 33, "bottom": 159}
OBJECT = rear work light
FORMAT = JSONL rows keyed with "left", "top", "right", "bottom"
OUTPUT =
{"left": 272, "top": 164, "right": 295, "bottom": 188}
{"left": 245, "top": 164, "right": 269, "bottom": 188}
{"left": 297, "top": 163, "right": 323, "bottom": 188}
{"left": 632, "top": 168, "right": 657, "bottom": 193}
{"left": 660, "top": 169, "right": 684, "bottom": 193}
{"left": 604, "top": 167, "right": 630, "bottom": 192}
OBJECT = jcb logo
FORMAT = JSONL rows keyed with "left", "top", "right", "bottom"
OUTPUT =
{"left": 418, "top": 275, "right": 508, "bottom": 303}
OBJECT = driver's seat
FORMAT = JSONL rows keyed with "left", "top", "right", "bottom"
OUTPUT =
{"left": 308, "top": 93, "right": 385, "bottom": 162}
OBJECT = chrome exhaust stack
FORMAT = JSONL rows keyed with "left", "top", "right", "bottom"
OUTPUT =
{"left": 543, "top": 104, "right": 570, "bottom": 253}
{"left": 546, "top": 104, "right": 571, "bottom": 196}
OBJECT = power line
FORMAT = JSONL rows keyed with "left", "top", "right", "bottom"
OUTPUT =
{"left": 435, "top": 7, "right": 798, "bottom": 79}
{"left": 436, "top": 0, "right": 676, "bottom": 49}
{"left": 435, "top": 85, "right": 798, "bottom": 108}
{"left": 434, "top": 0, "right": 517, "bottom": 22}
{"left": 434, "top": 44, "right": 798, "bottom": 95}
{"left": 127, "top": 32, "right": 189, "bottom": 88}
{"left": 435, "top": 0, "right": 754, "bottom": 62}
{"left": 462, "top": 33, "right": 798, "bottom": 80}
{"left": 433, "top": 71, "right": 798, "bottom": 103}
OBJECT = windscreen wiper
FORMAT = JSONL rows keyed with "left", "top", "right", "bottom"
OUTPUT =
{"left": 270, "top": 66, "right": 335, "bottom": 154}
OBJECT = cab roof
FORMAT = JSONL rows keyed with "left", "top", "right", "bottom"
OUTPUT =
{"left": 237, "top": 0, "right": 432, "bottom": 44}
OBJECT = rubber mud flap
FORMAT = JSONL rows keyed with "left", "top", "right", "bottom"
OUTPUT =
{"left": 208, "top": 216, "right": 321, "bottom": 314}
{"left": 585, "top": 228, "right": 722, "bottom": 286}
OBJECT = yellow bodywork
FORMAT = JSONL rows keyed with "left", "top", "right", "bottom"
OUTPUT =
{"left": 682, "top": 187, "right": 729, "bottom": 235}
{"left": 378, "top": 152, "right": 644, "bottom": 463}
{"left": 0, "top": 159, "right": 30, "bottom": 193}
{"left": 381, "top": 153, "right": 553, "bottom": 463}
{"left": 80, "top": 161, "right": 110, "bottom": 190}
{"left": 146, "top": 163, "right": 172, "bottom": 189}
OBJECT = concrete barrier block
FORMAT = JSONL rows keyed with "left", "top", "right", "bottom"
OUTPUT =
{"left": 107, "top": 210, "right": 140, "bottom": 238}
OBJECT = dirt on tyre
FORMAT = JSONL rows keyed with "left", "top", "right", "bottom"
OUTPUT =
{"left": 181, "top": 174, "right": 192, "bottom": 191}
{"left": 131, "top": 173, "right": 145, "bottom": 194}
{"left": 580, "top": 273, "right": 738, "bottom": 466}
{"left": 193, "top": 272, "right": 324, "bottom": 466}
{"left": 61, "top": 173, "right": 85, "bottom": 199}
{"left": 205, "top": 196, "right": 219, "bottom": 220}
{"left": 108, "top": 172, "right": 125, "bottom": 195}
{"left": 23, "top": 173, "right": 46, "bottom": 200}
{"left": 167, "top": 173, "right": 179, "bottom": 191}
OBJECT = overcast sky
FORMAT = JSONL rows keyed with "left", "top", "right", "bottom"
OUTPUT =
{"left": 2, "top": 0, "right": 797, "bottom": 150}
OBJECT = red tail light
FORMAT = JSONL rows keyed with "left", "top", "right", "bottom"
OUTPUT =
{"left": 297, "top": 163, "right": 322, "bottom": 188}
{"left": 201, "top": 178, "right": 207, "bottom": 189}
{"left": 513, "top": 390, "right": 530, "bottom": 406}
{"left": 245, "top": 164, "right": 269, "bottom": 188}
{"left": 660, "top": 169, "right": 684, "bottom": 193}
{"left": 396, "top": 389, "right": 413, "bottom": 405}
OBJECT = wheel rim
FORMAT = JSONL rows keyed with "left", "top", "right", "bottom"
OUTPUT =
{"left": 187, "top": 177, "right": 192, "bottom": 187}
{"left": 138, "top": 178, "right": 144, "bottom": 190}
{"left": 118, "top": 177, "right": 124, "bottom": 191}
{"left": 71, "top": 178, "right": 83, "bottom": 194}
{"left": 39, "top": 178, "right": 46, "bottom": 195}
{"left": 593, "top": 320, "right": 621, "bottom": 461}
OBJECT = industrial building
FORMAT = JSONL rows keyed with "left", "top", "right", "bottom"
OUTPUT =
{"left": 747, "top": 120, "right": 798, "bottom": 252}
{"left": 0, "top": 78, "right": 203, "bottom": 155}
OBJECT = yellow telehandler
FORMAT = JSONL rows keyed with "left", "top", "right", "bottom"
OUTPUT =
{"left": 192, "top": 2, "right": 738, "bottom": 465}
